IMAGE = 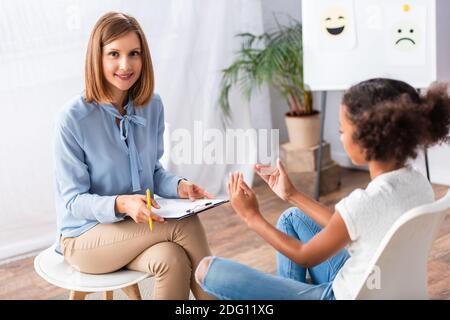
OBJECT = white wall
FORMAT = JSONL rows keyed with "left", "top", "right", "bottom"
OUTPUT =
{"left": 428, "top": 0, "right": 450, "bottom": 185}
{"left": 261, "top": 0, "right": 301, "bottom": 145}
{"left": 261, "top": 0, "right": 450, "bottom": 185}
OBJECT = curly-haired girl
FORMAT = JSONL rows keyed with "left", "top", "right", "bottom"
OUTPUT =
{"left": 195, "top": 78, "right": 450, "bottom": 300}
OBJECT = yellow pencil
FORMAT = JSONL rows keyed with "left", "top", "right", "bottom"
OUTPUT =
{"left": 146, "top": 188, "right": 153, "bottom": 232}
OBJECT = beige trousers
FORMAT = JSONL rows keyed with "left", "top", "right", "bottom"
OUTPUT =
{"left": 60, "top": 215, "right": 213, "bottom": 300}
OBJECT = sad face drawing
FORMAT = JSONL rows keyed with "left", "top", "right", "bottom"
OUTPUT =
{"left": 392, "top": 20, "right": 421, "bottom": 52}
{"left": 384, "top": 2, "right": 427, "bottom": 66}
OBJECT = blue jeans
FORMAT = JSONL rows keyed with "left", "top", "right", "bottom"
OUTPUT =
{"left": 198, "top": 207, "right": 349, "bottom": 300}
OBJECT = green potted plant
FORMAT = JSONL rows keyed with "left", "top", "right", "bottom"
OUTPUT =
{"left": 218, "top": 19, "right": 320, "bottom": 149}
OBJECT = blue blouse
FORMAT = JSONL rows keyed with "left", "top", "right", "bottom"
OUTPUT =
{"left": 53, "top": 93, "right": 181, "bottom": 254}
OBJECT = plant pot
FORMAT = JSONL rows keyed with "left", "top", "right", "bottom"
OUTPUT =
{"left": 285, "top": 111, "right": 321, "bottom": 149}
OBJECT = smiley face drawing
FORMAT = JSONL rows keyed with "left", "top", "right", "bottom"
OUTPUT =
{"left": 392, "top": 21, "right": 420, "bottom": 52}
{"left": 316, "top": 0, "right": 356, "bottom": 50}
{"left": 321, "top": 6, "right": 349, "bottom": 37}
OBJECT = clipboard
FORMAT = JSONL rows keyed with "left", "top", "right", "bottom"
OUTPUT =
{"left": 152, "top": 198, "right": 229, "bottom": 220}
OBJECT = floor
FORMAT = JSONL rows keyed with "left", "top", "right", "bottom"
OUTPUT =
{"left": 0, "top": 168, "right": 449, "bottom": 299}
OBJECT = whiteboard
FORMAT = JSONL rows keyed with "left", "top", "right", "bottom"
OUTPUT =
{"left": 302, "top": 0, "right": 437, "bottom": 91}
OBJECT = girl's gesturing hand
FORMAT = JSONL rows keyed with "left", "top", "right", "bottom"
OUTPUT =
{"left": 228, "top": 172, "right": 261, "bottom": 226}
{"left": 254, "top": 159, "right": 296, "bottom": 201}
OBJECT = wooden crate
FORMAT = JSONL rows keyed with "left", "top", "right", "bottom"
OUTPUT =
{"left": 287, "top": 161, "right": 341, "bottom": 197}
{"left": 280, "top": 142, "right": 332, "bottom": 173}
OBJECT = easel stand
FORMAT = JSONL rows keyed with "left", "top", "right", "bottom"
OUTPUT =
{"left": 314, "top": 91, "right": 327, "bottom": 200}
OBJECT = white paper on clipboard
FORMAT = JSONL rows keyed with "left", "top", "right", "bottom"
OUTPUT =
{"left": 152, "top": 198, "right": 229, "bottom": 220}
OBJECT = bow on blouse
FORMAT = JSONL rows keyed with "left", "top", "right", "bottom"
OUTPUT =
{"left": 101, "top": 102, "right": 147, "bottom": 192}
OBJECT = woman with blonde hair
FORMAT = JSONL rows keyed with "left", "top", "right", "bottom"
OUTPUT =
{"left": 54, "top": 12, "right": 213, "bottom": 300}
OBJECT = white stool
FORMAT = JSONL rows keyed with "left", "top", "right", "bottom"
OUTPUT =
{"left": 34, "top": 245, "right": 150, "bottom": 300}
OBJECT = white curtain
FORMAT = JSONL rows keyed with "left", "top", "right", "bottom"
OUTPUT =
{"left": 0, "top": 0, "right": 271, "bottom": 262}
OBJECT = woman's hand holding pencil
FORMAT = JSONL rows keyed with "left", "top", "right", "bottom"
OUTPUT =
{"left": 114, "top": 194, "right": 164, "bottom": 225}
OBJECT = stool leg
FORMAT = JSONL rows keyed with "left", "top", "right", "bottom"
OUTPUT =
{"left": 69, "top": 291, "right": 89, "bottom": 300}
{"left": 122, "top": 284, "right": 142, "bottom": 300}
{"left": 103, "top": 291, "right": 114, "bottom": 300}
